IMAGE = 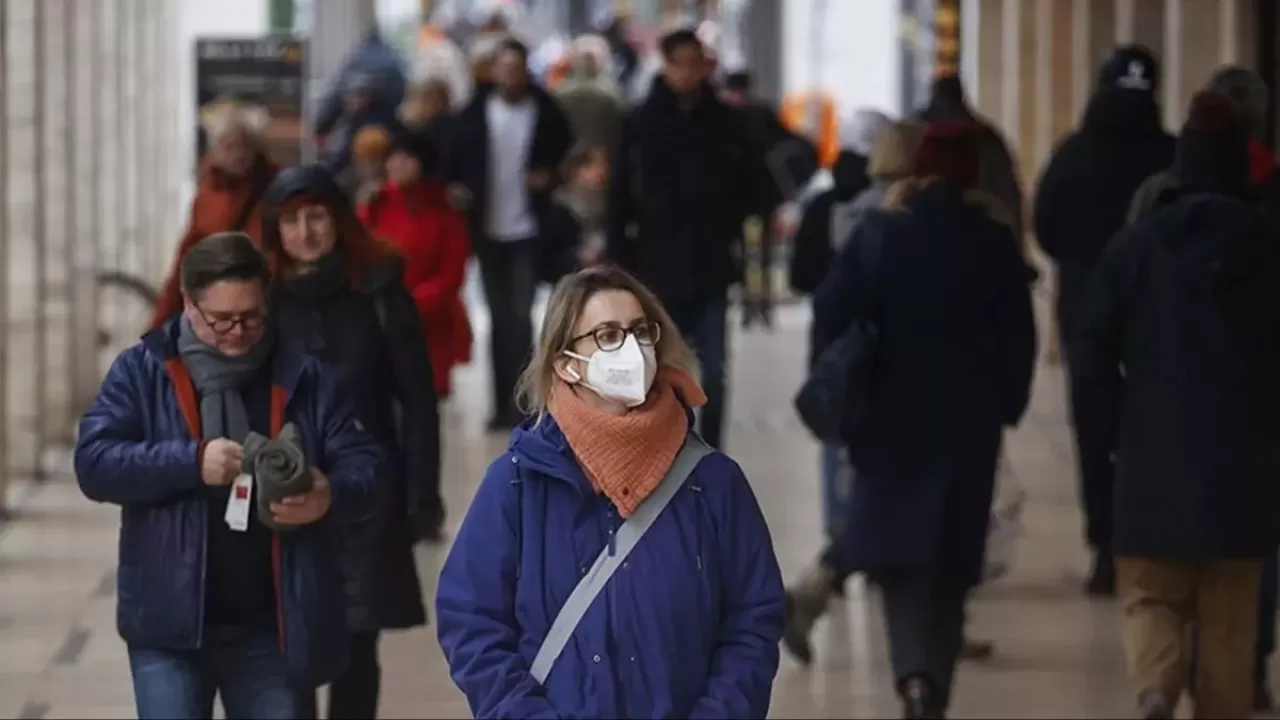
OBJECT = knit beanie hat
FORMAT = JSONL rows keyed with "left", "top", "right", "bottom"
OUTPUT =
{"left": 1174, "top": 91, "right": 1249, "bottom": 191}
{"left": 910, "top": 121, "right": 981, "bottom": 191}
{"left": 1203, "top": 65, "right": 1269, "bottom": 141}
{"left": 1097, "top": 45, "right": 1159, "bottom": 95}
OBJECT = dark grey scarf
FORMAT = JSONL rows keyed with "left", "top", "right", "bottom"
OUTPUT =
{"left": 177, "top": 315, "right": 275, "bottom": 441}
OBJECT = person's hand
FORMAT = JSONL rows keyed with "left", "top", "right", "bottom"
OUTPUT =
{"left": 526, "top": 169, "right": 551, "bottom": 192}
{"left": 270, "top": 469, "right": 332, "bottom": 526}
{"left": 447, "top": 183, "right": 472, "bottom": 211}
{"left": 201, "top": 439, "right": 243, "bottom": 486}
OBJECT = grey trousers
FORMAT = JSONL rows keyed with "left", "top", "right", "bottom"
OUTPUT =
{"left": 877, "top": 570, "right": 969, "bottom": 710}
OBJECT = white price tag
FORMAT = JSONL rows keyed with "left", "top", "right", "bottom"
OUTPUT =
{"left": 224, "top": 473, "right": 253, "bottom": 532}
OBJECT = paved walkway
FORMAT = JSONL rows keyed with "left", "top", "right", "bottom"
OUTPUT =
{"left": 0, "top": 287, "right": 1255, "bottom": 719}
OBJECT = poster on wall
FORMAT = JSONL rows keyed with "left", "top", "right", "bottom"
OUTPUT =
{"left": 195, "top": 36, "right": 306, "bottom": 170}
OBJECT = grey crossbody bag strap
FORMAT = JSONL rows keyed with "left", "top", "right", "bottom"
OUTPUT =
{"left": 529, "top": 435, "right": 712, "bottom": 686}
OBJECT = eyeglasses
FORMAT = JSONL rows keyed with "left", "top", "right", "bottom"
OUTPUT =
{"left": 570, "top": 320, "right": 660, "bottom": 353}
{"left": 196, "top": 306, "right": 266, "bottom": 335}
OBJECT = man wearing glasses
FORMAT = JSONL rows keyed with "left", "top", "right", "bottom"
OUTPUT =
{"left": 75, "top": 232, "right": 381, "bottom": 719}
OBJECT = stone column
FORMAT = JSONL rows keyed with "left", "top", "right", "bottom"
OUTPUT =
{"left": 67, "top": 0, "right": 101, "bottom": 412}
{"left": 1163, "top": 0, "right": 1228, "bottom": 130}
{"left": 0, "top": 0, "right": 9, "bottom": 511}
{"left": 1220, "top": 0, "right": 1256, "bottom": 67}
{"left": 1071, "top": 0, "right": 1115, "bottom": 120}
{"left": 1131, "top": 0, "right": 1164, "bottom": 58}
{"left": 38, "top": 0, "right": 73, "bottom": 447}
{"left": 961, "top": 0, "right": 1004, "bottom": 125}
{"left": 1035, "top": 0, "right": 1077, "bottom": 167}
{"left": 4, "top": 0, "right": 42, "bottom": 481}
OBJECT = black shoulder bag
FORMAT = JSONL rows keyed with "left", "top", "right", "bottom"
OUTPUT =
{"left": 793, "top": 217, "right": 886, "bottom": 445}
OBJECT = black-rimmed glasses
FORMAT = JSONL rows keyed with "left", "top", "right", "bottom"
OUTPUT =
{"left": 570, "top": 320, "right": 660, "bottom": 353}
{"left": 196, "top": 306, "right": 266, "bottom": 335}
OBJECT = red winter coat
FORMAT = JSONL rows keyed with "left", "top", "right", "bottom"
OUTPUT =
{"left": 360, "top": 180, "right": 472, "bottom": 396}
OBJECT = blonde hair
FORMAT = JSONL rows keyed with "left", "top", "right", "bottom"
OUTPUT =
{"left": 868, "top": 121, "right": 924, "bottom": 181}
{"left": 515, "top": 265, "right": 700, "bottom": 415}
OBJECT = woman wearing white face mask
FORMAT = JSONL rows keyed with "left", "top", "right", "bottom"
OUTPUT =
{"left": 436, "top": 265, "right": 786, "bottom": 719}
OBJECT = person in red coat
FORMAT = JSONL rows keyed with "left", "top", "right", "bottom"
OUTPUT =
{"left": 359, "top": 126, "right": 472, "bottom": 397}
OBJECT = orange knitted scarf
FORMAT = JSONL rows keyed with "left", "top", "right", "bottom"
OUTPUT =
{"left": 547, "top": 368, "right": 707, "bottom": 518}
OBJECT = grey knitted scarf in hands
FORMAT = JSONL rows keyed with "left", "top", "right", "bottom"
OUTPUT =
{"left": 176, "top": 315, "right": 275, "bottom": 442}
{"left": 243, "top": 424, "right": 313, "bottom": 532}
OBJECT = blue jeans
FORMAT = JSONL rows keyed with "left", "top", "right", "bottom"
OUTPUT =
{"left": 820, "top": 443, "right": 853, "bottom": 539}
{"left": 129, "top": 627, "right": 303, "bottom": 720}
{"left": 665, "top": 294, "right": 729, "bottom": 449}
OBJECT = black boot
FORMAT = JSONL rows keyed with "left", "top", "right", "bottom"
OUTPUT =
{"left": 1085, "top": 548, "right": 1116, "bottom": 597}
{"left": 781, "top": 564, "right": 836, "bottom": 666}
{"left": 900, "top": 676, "right": 943, "bottom": 719}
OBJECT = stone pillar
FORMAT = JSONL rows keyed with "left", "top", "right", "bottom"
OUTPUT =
{"left": 67, "top": 0, "right": 101, "bottom": 412}
{"left": 4, "top": 0, "right": 42, "bottom": 480}
{"left": 0, "top": 0, "right": 9, "bottom": 510}
{"left": 962, "top": 0, "right": 1004, "bottom": 125}
{"left": 1036, "top": 0, "right": 1077, "bottom": 165}
{"left": 1165, "top": 0, "right": 1219, "bottom": 128}
{"left": 1131, "top": 0, "right": 1164, "bottom": 58}
{"left": 38, "top": 0, "right": 72, "bottom": 447}
{"left": 1222, "top": 0, "right": 1256, "bottom": 68}
{"left": 1010, "top": 0, "right": 1038, "bottom": 190}
{"left": 1072, "top": 0, "right": 1116, "bottom": 119}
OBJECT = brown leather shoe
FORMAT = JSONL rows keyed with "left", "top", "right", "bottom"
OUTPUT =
{"left": 960, "top": 637, "right": 994, "bottom": 661}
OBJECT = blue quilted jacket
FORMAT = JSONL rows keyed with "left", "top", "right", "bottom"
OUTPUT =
{"left": 73, "top": 319, "right": 382, "bottom": 687}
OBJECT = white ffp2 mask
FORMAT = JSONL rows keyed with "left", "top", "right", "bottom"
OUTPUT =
{"left": 564, "top": 334, "right": 656, "bottom": 407}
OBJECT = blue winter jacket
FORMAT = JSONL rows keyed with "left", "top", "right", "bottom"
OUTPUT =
{"left": 73, "top": 319, "right": 382, "bottom": 687}
{"left": 314, "top": 33, "right": 408, "bottom": 173}
{"left": 436, "top": 413, "right": 785, "bottom": 719}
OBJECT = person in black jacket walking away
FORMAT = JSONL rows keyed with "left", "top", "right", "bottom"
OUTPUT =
{"left": 1032, "top": 45, "right": 1175, "bottom": 597}
{"left": 1074, "top": 92, "right": 1280, "bottom": 720}
{"left": 444, "top": 38, "right": 574, "bottom": 431}
{"left": 259, "top": 164, "right": 442, "bottom": 719}
{"left": 606, "top": 29, "right": 758, "bottom": 450}
{"left": 810, "top": 123, "right": 1037, "bottom": 718}
{"left": 1125, "top": 68, "right": 1280, "bottom": 709}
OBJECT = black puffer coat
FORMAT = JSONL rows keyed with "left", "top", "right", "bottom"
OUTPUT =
{"left": 1075, "top": 185, "right": 1280, "bottom": 560}
{"left": 263, "top": 165, "right": 440, "bottom": 632}
{"left": 1033, "top": 87, "right": 1174, "bottom": 337}
{"left": 606, "top": 77, "right": 758, "bottom": 305}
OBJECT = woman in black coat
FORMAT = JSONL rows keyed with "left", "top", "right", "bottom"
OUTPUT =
{"left": 260, "top": 164, "right": 442, "bottom": 719}
{"left": 811, "top": 124, "right": 1036, "bottom": 718}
